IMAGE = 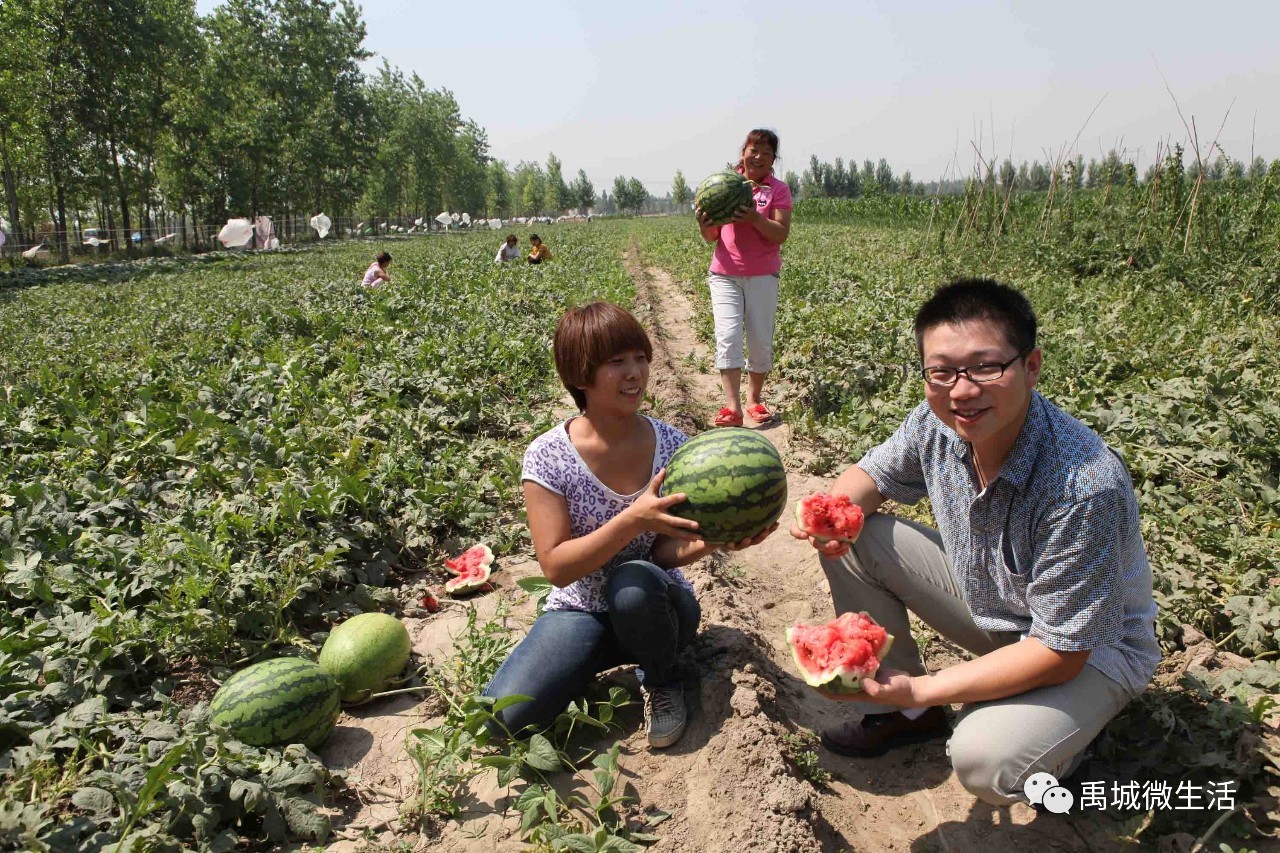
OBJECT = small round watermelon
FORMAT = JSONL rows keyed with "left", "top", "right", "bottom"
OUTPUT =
{"left": 443, "top": 543, "right": 494, "bottom": 596}
{"left": 794, "top": 493, "right": 865, "bottom": 544}
{"left": 787, "top": 611, "right": 894, "bottom": 693}
{"left": 318, "top": 613, "right": 412, "bottom": 703}
{"left": 695, "top": 169, "right": 754, "bottom": 225}
{"left": 660, "top": 428, "right": 787, "bottom": 544}
{"left": 210, "top": 657, "right": 341, "bottom": 749}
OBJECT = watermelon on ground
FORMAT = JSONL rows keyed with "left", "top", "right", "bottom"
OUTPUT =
{"left": 444, "top": 543, "right": 495, "bottom": 596}
{"left": 318, "top": 612, "right": 412, "bottom": 703}
{"left": 660, "top": 428, "right": 787, "bottom": 544}
{"left": 444, "top": 544, "right": 493, "bottom": 576}
{"left": 210, "top": 657, "right": 341, "bottom": 750}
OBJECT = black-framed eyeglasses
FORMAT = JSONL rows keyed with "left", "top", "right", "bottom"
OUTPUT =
{"left": 920, "top": 348, "right": 1032, "bottom": 388}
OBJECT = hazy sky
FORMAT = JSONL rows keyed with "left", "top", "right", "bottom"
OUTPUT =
{"left": 198, "top": 0, "right": 1280, "bottom": 195}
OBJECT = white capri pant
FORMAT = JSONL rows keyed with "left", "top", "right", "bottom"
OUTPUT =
{"left": 708, "top": 272, "right": 781, "bottom": 373}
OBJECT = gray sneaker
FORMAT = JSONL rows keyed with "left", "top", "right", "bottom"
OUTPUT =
{"left": 642, "top": 684, "right": 687, "bottom": 749}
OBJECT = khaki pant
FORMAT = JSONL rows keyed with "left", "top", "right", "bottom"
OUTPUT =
{"left": 819, "top": 513, "right": 1132, "bottom": 805}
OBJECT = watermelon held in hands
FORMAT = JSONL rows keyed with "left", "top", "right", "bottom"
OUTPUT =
{"left": 794, "top": 493, "right": 865, "bottom": 544}
{"left": 695, "top": 169, "right": 755, "bottom": 225}
{"left": 318, "top": 612, "right": 413, "bottom": 703}
{"left": 660, "top": 428, "right": 787, "bottom": 544}
{"left": 210, "top": 657, "right": 342, "bottom": 750}
{"left": 443, "top": 543, "right": 495, "bottom": 596}
{"left": 787, "top": 612, "right": 894, "bottom": 693}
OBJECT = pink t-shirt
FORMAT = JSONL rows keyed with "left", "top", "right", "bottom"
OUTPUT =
{"left": 710, "top": 173, "right": 793, "bottom": 277}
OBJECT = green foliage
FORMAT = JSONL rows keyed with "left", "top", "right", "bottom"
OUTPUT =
{"left": 630, "top": 214, "right": 1280, "bottom": 838}
{"left": 406, "top": 605, "right": 650, "bottom": 847}
{"left": 611, "top": 178, "right": 649, "bottom": 216}
{"left": 0, "top": 700, "right": 338, "bottom": 851}
{"left": 671, "top": 171, "right": 691, "bottom": 209}
{"left": 0, "top": 228, "right": 634, "bottom": 846}
{"left": 780, "top": 731, "right": 830, "bottom": 787}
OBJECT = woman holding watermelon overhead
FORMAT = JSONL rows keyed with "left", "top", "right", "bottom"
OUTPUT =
{"left": 695, "top": 128, "right": 793, "bottom": 427}
{"left": 481, "top": 302, "right": 774, "bottom": 748}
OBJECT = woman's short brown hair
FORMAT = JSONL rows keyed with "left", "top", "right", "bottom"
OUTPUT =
{"left": 554, "top": 302, "right": 653, "bottom": 411}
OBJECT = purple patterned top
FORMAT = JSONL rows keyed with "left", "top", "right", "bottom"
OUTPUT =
{"left": 522, "top": 416, "right": 692, "bottom": 612}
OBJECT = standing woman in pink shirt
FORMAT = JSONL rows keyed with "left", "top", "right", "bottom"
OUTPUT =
{"left": 695, "top": 129, "right": 793, "bottom": 427}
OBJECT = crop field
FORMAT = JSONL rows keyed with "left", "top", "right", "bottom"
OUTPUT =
{"left": 2, "top": 208, "right": 1278, "bottom": 850}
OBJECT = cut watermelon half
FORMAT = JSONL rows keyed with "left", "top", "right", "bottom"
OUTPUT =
{"left": 444, "top": 544, "right": 494, "bottom": 575}
{"left": 444, "top": 544, "right": 495, "bottom": 596}
{"left": 794, "top": 493, "right": 865, "bottom": 544}
{"left": 786, "top": 611, "right": 893, "bottom": 693}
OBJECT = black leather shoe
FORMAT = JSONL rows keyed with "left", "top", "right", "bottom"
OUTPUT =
{"left": 820, "top": 707, "right": 950, "bottom": 758}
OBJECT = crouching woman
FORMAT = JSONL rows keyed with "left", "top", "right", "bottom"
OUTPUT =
{"left": 482, "top": 302, "right": 773, "bottom": 748}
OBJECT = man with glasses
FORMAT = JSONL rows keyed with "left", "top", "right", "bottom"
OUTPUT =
{"left": 791, "top": 278, "right": 1159, "bottom": 807}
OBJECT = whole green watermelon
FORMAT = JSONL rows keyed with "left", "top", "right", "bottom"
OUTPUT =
{"left": 695, "top": 169, "right": 754, "bottom": 225}
{"left": 210, "top": 657, "right": 341, "bottom": 750}
{"left": 661, "top": 428, "right": 787, "bottom": 544}
{"left": 318, "top": 612, "right": 412, "bottom": 703}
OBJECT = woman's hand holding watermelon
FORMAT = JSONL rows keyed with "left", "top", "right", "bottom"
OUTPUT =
{"left": 720, "top": 522, "right": 779, "bottom": 552}
{"left": 624, "top": 468, "right": 703, "bottom": 541}
{"left": 726, "top": 203, "right": 760, "bottom": 226}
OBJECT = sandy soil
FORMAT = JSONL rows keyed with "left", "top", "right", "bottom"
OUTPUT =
{"left": 318, "top": 248, "right": 1154, "bottom": 852}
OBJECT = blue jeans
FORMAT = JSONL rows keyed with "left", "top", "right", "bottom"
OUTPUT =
{"left": 481, "top": 560, "right": 701, "bottom": 737}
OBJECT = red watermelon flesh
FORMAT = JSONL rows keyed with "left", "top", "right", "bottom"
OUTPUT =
{"left": 444, "top": 564, "right": 492, "bottom": 595}
{"left": 794, "top": 493, "right": 865, "bottom": 543}
{"left": 787, "top": 611, "right": 893, "bottom": 692}
{"left": 444, "top": 544, "right": 494, "bottom": 575}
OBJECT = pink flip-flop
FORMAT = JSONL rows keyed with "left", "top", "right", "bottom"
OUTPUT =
{"left": 746, "top": 403, "right": 776, "bottom": 423}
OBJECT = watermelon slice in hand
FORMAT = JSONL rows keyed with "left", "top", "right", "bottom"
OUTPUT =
{"left": 444, "top": 544, "right": 495, "bottom": 596}
{"left": 794, "top": 493, "right": 865, "bottom": 544}
{"left": 787, "top": 611, "right": 893, "bottom": 693}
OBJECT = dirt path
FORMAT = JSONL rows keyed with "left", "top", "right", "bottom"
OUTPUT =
{"left": 321, "top": 247, "right": 1128, "bottom": 851}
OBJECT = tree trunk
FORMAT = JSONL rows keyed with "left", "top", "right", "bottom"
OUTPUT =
{"left": 0, "top": 124, "right": 21, "bottom": 263}
{"left": 104, "top": 201, "right": 116, "bottom": 254}
{"left": 54, "top": 178, "right": 70, "bottom": 264}
{"left": 106, "top": 133, "right": 132, "bottom": 255}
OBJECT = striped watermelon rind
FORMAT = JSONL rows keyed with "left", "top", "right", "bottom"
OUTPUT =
{"left": 695, "top": 170, "right": 754, "bottom": 225}
{"left": 210, "top": 657, "right": 341, "bottom": 750}
{"left": 660, "top": 428, "right": 787, "bottom": 544}
{"left": 318, "top": 613, "right": 412, "bottom": 703}
{"left": 445, "top": 564, "right": 492, "bottom": 595}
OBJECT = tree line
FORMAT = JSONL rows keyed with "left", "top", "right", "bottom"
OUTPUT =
{"left": 0, "top": 0, "right": 660, "bottom": 261}
{"left": 790, "top": 148, "right": 1275, "bottom": 201}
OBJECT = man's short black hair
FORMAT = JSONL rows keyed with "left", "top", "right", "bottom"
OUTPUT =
{"left": 913, "top": 278, "right": 1037, "bottom": 356}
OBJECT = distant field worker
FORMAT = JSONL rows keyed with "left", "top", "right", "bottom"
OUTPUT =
{"left": 696, "top": 128, "right": 793, "bottom": 428}
{"left": 527, "top": 234, "right": 552, "bottom": 265}
{"left": 496, "top": 234, "right": 521, "bottom": 262}
{"left": 361, "top": 251, "right": 392, "bottom": 287}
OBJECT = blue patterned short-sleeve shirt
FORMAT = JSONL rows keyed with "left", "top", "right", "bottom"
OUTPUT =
{"left": 858, "top": 392, "right": 1160, "bottom": 696}
{"left": 522, "top": 416, "right": 692, "bottom": 613}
